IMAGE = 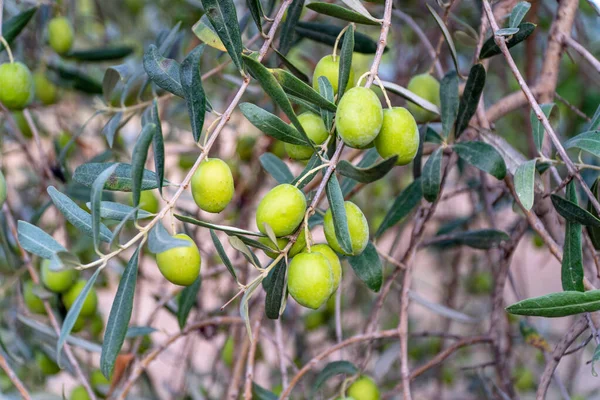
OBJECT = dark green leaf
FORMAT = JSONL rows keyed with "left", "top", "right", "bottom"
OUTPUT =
{"left": 47, "top": 187, "right": 113, "bottom": 243}
{"left": 376, "top": 178, "right": 422, "bottom": 238}
{"left": 347, "top": 242, "right": 382, "bottom": 291}
{"left": 274, "top": 49, "right": 310, "bottom": 83}
{"left": 271, "top": 69, "right": 337, "bottom": 111}
{"left": 47, "top": 63, "right": 103, "bottom": 94}
{"left": 102, "top": 112, "right": 123, "bottom": 148}
{"left": 551, "top": 194, "right": 600, "bottom": 227}
{"left": 440, "top": 71, "right": 459, "bottom": 138}
{"left": 102, "top": 64, "right": 132, "bottom": 104}
{"left": 17, "top": 220, "right": 66, "bottom": 259}
{"left": 563, "top": 130, "right": 600, "bottom": 158}
{"left": 200, "top": 0, "right": 244, "bottom": 72}
{"left": 381, "top": 81, "right": 440, "bottom": 116}
{"left": 259, "top": 153, "right": 294, "bottom": 184}
{"left": 455, "top": 64, "right": 486, "bottom": 138}
{"left": 148, "top": 223, "right": 190, "bottom": 253}
{"left": 312, "top": 361, "right": 358, "bottom": 394}
{"left": 180, "top": 45, "right": 207, "bottom": 142}
{"left": 422, "top": 147, "right": 443, "bottom": 202}
{"left": 239, "top": 103, "right": 308, "bottom": 145}
{"left": 514, "top": 159, "right": 537, "bottom": 211}
{"left": 174, "top": 214, "right": 264, "bottom": 237}
{"left": 65, "top": 46, "right": 134, "bottom": 62}
{"left": 295, "top": 22, "right": 381, "bottom": 54}
{"left": 305, "top": 3, "right": 379, "bottom": 25}
{"left": 587, "top": 178, "right": 600, "bottom": 250}
{"left": 426, "top": 5, "right": 460, "bottom": 74}
{"left": 178, "top": 277, "right": 201, "bottom": 329}
{"left": 589, "top": 105, "right": 600, "bottom": 131}
{"left": 425, "top": 126, "right": 444, "bottom": 144}
{"left": 252, "top": 382, "right": 278, "bottom": 400}
{"left": 479, "top": 22, "right": 536, "bottom": 59}
{"left": 337, "top": 24, "right": 354, "bottom": 100}
{"left": 125, "top": 326, "right": 157, "bottom": 338}
{"left": 0, "top": 7, "right": 37, "bottom": 53}
{"left": 85, "top": 201, "right": 153, "bottom": 220}
{"left": 560, "top": 181, "right": 585, "bottom": 292}
{"left": 74, "top": 163, "right": 162, "bottom": 192}
{"left": 246, "top": 0, "right": 264, "bottom": 32}
{"left": 318, "top": 77, "right": 335, "bottom": 131}
{"left": 131, "top": 124, "right": 157, "bottom": 218}
{"left": 429, "top": 229, "right": 509, "bottom": 249}
{"left": 279, "top": 0, "right": 305, "bottom": 55}
{"left": 91, "top": 164, "right": 119, "bottom": 251}
{"left": 506, "top": 290, "right": 600, "bottom": 317}
{"left": 292, "top": 153, "right": 322, "bottom": 189}
{"left": 337, "top": 156, "right": 397, "bottom": 183}
{"left": 326, "top": 175, "right": 353, "bottom": 255}
{"left": 509, "top": 2, "right": 531, "bottom": 28}
{"left": 530, "top": 103, "right": 557, "bottom": 152}
{"left": 210, "top": 230, "right": 237, "bottom": 280}
{"left": 149, "top": 100, "right": 165, "bottom": 195}
{"left": 101, "top": 247, "right": 140, "bottom": 378}
{"left": 265, "top": 259, "right": 287, "bottom": 319}
{"left": 143, "top": 44, "right": 184, "bottom": 97}
{"left": 453, "top": 141, "right": 506, "bottom": 180}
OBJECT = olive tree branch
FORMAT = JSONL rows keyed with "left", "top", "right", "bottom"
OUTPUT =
{"left": 562, "top": 35, "right": 600, "bottom": 75}
{"left": 0, "top": 352, "right": 30, "bottom": 400}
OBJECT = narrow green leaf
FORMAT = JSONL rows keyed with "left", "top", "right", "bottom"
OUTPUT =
{"left": 210, "top": 230, "right": 237, "bottom": 280}
{"left": 336, "top": 24, "right": 354, "bottom": 101}
{"left": 65, "top": 46, "right": 134, "bottom": 62}
{"left": 292, "top": 153, "right": 322, "bottom": 189}
{"left": 109, "top": 206, "right": 141, "bottom": 249}
{"left": 102, "top": 112, "right": 123, "bottom": 148}
{"left": 259, "top": 153, "right": 294, "bottom": 184}
{"left": 102, "top": 64, "right": 131, "bottom": 104}
{"left": 326, "top": 175, "right": 353, "bottom": 255}
{"left": 149, "top": 100, "right": 165, "bottom": 195}
{"left": 17, "top": 221, "right": 66, "bottom": 259}
{"left": 240, "top": 278, "right": 262, "bottom": 339}
{"left": 306, "top": 3, "right": 379, "bottom": 25}
{"left": 564, "top": 130, "right": 600, "bottom": 158}
{"left": 74, "top": 163, "right": 163, "bottom": 192}
{"left": 514, "top": 159, "right": 537, "bottom": 210}
{"left": 131, "top": 124, "right": 157, "bottom": 217}
{"left": 192, "top": 15, "right": 226, "bottom": 52}
{"left": 273, "top": 49, "right": 310, "bottom": 83}
{"left": 455, "top": 64, "right": 486, "bottom": 138}
{"left": 589, "top": 104, "right": 600, "bottom": 131}
{"left": 551, "top": 194, "right": 600, "bottom": 228}
{"left": 312, "top": 361, "right": 358, "bottom": 395}
{"left": 143, "top": 44, "right": 184, "bottom": 98}
{"left": 318, "top": 77, "right": 335, "bottom": 131}
{"left": 376, "top": 178, "right": 423, "bottom": 238}
{"left": 340, "top": 0, "right": 378, "bottom": 22}
{"left": 341, "top": 148, "right": 379, "bottom": 196}
{"left": 530, "top": 103, "right": 557, "bottom": 152}
{"left": 440, "top": 71, "right": 459, "bottom": 138}
{"left": 86, "top": 202, "right": 153, "bottom": 220}
{"left": 429, "top": 229, "right": 509, "bottom": 249}
{"left": 453, "top": 141, "right": 506, "bottom": 180}
{"left": 506, "top": 290, "right": 600, "bottom": 317}
{"left": 479, "top": 22, "right": 536, "bottom": 59}
{"left": 246, "top": 0, "right": 264, "bottom": 32}
{"left": 47, "top": 187, "right": 113, "bottom": 243}
{"left": 0, "top": 7, "right": 37, "bottom": 53}
{"left": 587, "top": 178, "right": 600, "bottom": 250}
{"left": 295, "top": 22, "right": 381, "bottom": 54}
{"left": 252, "top": 382, "right": 278, "bottom": 400}
{"left": 347, "top": 242, "right": 382, "bottom": 292}
{"left": 125, "top": 326, "right": 157, "bottom": 338}
{"left": 279, "top": 0, "right": 305, "bottom": 55}
{"left": 175, "top": 214, "right": 264, "bottom": 237}
{"left": 91, "top": 164, "right": 119, "bottom": 252}
{"left": 200, "top": 0, "right": 244, "bottom": 72}
{"left": 337, "top": 156, "right": 397, "bottom": 183}
{"left": 47, "top": 62, "right": 103, "bottom": 94}
{"left": 271, "top": 69, "right": 337, "bottom": 111}
{"left": 561, "top": 181, "right": 585, "bottom": 292}
{"left": 178, "top": 277, "right": 201, "bottom": 329}
{"left": 265, "top": 259, "right": 287, "bottom": 319}
{"left": 426, "top": 5, "right": 460, "bottom": 74}
{"left": 239, "top": 103, "right": 308, "bottom": 145}
{"left": 181, "top": 45, "right": 206, "bottom": 142}
{"left": 100, "top": 247, "right": 140, "bottom": 379}
{"left": 147, "top": 223, "right": 190, "bottom": 254}
{"left": 381, "top": 81, "right": 440, "bottom": 116}
{"left": 422, "top": 147, "right": 443, "bottom": 202}
{"left": 57, "top": 268, "right": 101, "bottom": 363}
{"left": 509, "top": 2, "right": 531, "bottom": 28}
{"left": 229, "top": 236, "right": 262, "bottom": 268}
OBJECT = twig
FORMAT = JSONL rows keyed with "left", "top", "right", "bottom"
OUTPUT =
{"left": 0, "top": 352, "right": 30, "bottom": 400}
{"left": 563, "top": 35, "right": 600, "bottom": 75}
{"left": 275, "top": 319, "right": 289, "bottom": 388}
{"left": 364, "top": 0, "right": 393, "bottom": 87}
{"left": 554, "top": 92, "right": 592, "bottom": 121}
{"left": 243, "top": 316, "right": 262, "bottom": 399}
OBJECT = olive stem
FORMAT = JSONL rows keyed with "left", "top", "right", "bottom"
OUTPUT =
{"left": 331, "top": 24, "right": 351, "bottom": 63}
{"left": 355, "top": 71, "right": 372, "bottom": 88}
{"left": 0, "top": 36, "right": 14, "bottom": 63}
{"left": 293, "top": 162, "right": 330, "bottom": 188}
{"left": 374, "top": 75, "right": 393, "bottom": 110}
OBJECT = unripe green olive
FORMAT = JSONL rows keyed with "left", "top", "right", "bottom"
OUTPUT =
{"left": 33, "top": 72, "right": 59, "bottom": 105}
{"left": 256, "top": 184, "right": 306, "bottom": 237}
{"left": 303, "top": 310, "right": 327, "bottom": 330}
{"left": 0, "top": 62, "right": 33, "bottom": 110}
{"left": 324, "top": 201, "right": 369, "bottom": 256}
{"left": 71, "top": 314, "right": 87, "bottom": 333}
{"left": 374, "top": 107, "right": 419, "bottom": 165}
{"left": 336, "top": 87, "right": 383, "bottom": 148}
{"left": 58, "top": 131, "right": 75, "bottom": 158}
{"left": 191, "top": 158, "right": 234, "bottom": 213}
{"left": 258, "top": 233, "right": 306, "bottom": 258}
{"left": 406, "top": 73, "right": 440, "bottom": 122}
{"left": 311, "top": 244, "right": 341, "bottom": 294}
{"left": 70, "top": 385, "right": 91, "bottom": 400}
{"left": 35, "top": 351, "right": 60, "bottom": 375}
{"left": 129, "top": 190, "right": 159, "bottom": 214}
{"left": 287, "top": 252, "right": 333, "bottom": 309}
{"left": 347, "top": 376, "right": 380, "bottom": 400}
{"left": 62, "top": 279, "right": 98, "bottom": 317}
{"left": 222, "top": 336, "right": 234, "bottom": 367}
{"left": 0, "top": 170, "right": 6, "bottom": 208}
{"left": 156, "top": 233, "right": 201, "bottom": 286}
{"left": 23, "top": 281, "right": 46, "bottom": 314}
{"left": 90, "top": 369, "right": 110, "bottom": 396}
{"left": 48, "top": 17, "right": 74, "bottom": 55}
{"left": 285, "top": 112, "right": 329, "bottom": 160}
{"left": 90, "top": 313, "right": 104, "bottom": 336}
{"left": 236, "top": 135, "right": 256, "bottom": 162}
{"left": 312, "top": 55, "right": 355, "bottom": 95}
{"left": 12, "top": 111, "right": 32, "bottom": 138}
{"left": 41, "top": 259, "right": 78, "bottom": 293}
{"left": 513, "top": 366, "right": 535, "bottom": 392}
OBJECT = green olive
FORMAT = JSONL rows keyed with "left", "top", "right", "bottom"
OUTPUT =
{"left": 156, "top": 233, "right": 201, "bottom": 286}
{"left": 347, "top": 376, "right": 380, "bottom": 400}
{"left": 71, "top": 314, "right": 87, "bottom": 333}
{"left": 311, "top": 244, "right": 341, "bottom": 294}
{"left": 70, "top": 385, "right": 91, "bottom": 400}
{"left": 258, "top": 233, "right": 306, "bottom": 258}
{"left": 23, "top": 281, "right": 46, "bottom": 314}
{"left": 287, "top": 252, "right": 333, "bottom": 309}
{"left": 90, "top": 313, "right": 104, "bottom": 337}
{"left": 58, "top": 131, "right": 75, "bottom": 158}
{"left": 285, "top": 112, "right": 329, "bottom": 160}
{"left": 48, "top": 17, "right": 74, "bottom": 55}
{"left": 35, "top": 351, "right": 60, "bottom": 375}
{"left": 0, "top": 62, "right": 33, "bottom": 110}
{"left": 41, "top": 259, "right": 78, "bottom": 293}
{"left": 0, "top": 170, "right": 6, "bottom": 208}
{"left": 222, "top": 336, "right": 234, "bottom": 367}
{"left": 513, "top": 367, "right": 536, "bottom": 392}
{"left": 90, "top": 369, "right": 110, "bottom": 396}
{"left": 256, "top": 184, "right": 306, "bottom": 237}
{"left": 303, "top": 310, "right": 327, "bottom": 330}
{"left": 191, "top": 158, "right": 234, "bottom": 213}
{"left": 312, "top": 55, "right": 355, "bottom": 95}
{"left": 336, "top": 87, "right": 383, "bottom": 148}
{"left": 33, "top": 72, "right": 59, "bottom": 105}
{"left": 12, "top": 111, "right": 32, "bottom": 138}
{"left": 374, "top": 107, "right": 419, "bottom": 165}
{"left": 324, "top": 201, "right": 369, "bottom": 256}
{"left": 129, "top": 190, "right": 159, "bottom": 214}
{"left": 62, "top": 279, "right": 98, "bottom": 317}
{"left": 236, "top": 135, "right": 256, "bottom": 162}
{"left": 406, "top": 73, "right": 440, "bottom": 122}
